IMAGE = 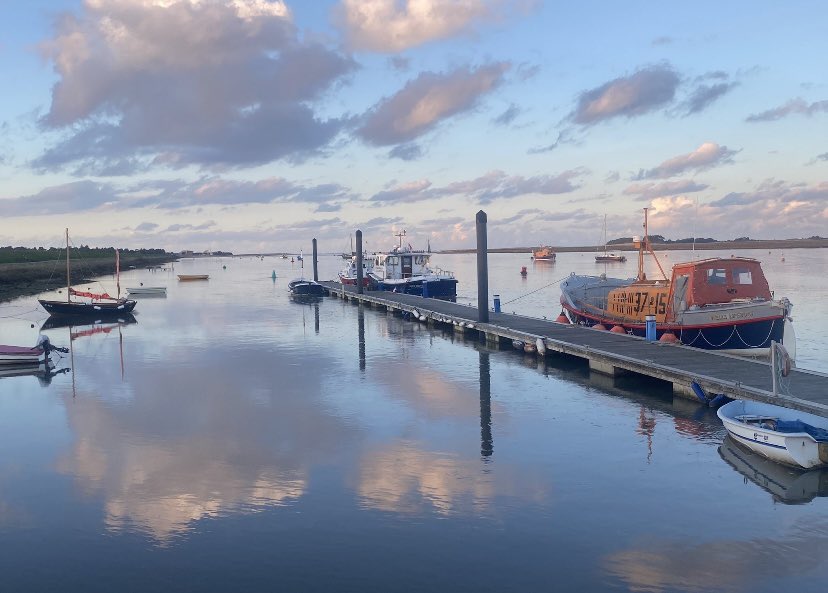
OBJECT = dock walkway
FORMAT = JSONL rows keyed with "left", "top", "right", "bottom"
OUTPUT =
{"left": 319, "top": 281, "right": 828, "bottom": 417}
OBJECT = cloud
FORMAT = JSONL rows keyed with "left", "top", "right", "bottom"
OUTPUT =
{"left": 0, "top": 180, "right": 118, "bottom": 216}
{"left": 682, "top": 82, "right": 737, "bottom": 115}
{"left": 368, "top": 169, "right": 582, "bottom": 205}
{"left": 2, "top": 175, "right": 355, "bottom": 216}
{"left": 818, "top": 152, "right": 828, "bottom": 162}
{"left": 709, "top": 179, "right": 828, "bottom": 208}
{"left": 35, "top": 0, "right": 356, "bottom": 173}
{"left": 746, "top": 98, "right": 828, "bottom": 122}
{"left": 370, "top": 180, "right": 434, "bottom": 203}
{"left": 334, "top": 0, "right": 534, "bottom": 52}
{"left": 572, "top": 65, "right": 680, "bottom": 125}
{"left": 357, "top": 63, "right": 510, "bottom": 146}
{"left": 492, "top": 103, "right": 521, "bottom": 126}
{"left": 604, "top": 171, "right": 621, "bottom": 183}
{"left": 652, "top": 36, "right": 673, "bottom": 46}
{"left": 133, "top": 222, "right": 159, "bottom": 232}
{"left": 623, "top": 180, "right": 709, "bottom": 201}
{"left": 388, "top": 143, "right": 423, "bottom": 160}
{"left": 635, "top": 142, "right": 737, "bottom": 179}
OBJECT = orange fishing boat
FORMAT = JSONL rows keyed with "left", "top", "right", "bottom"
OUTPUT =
{"left": 559, "top": 208, "right": 794, "bottom": 356}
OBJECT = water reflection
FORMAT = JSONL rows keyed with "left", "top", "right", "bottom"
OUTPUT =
{"left": 0, "top": 360, "right": 69, "bottom": 386}
{"left": 54, "top": 341, "right": 351, "bottom": 544}
{"left": 603, "top": 517, "right": 828, "bottom": 593}
{"left": 358, "top": 305, "right": 366, "bottom": 371}
{"left": 719, "top": 436, "right": 828, "bottom": 505}
{"left": 479, "top": 350, "right": 493, "bottom": 458}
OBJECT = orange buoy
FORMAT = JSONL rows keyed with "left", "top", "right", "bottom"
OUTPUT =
{"left": 659, "top": 331, "right": 679, "bottom": 343}
{"left": 610, "top": 325, "right": 626, "bottom": 333}
{"left": 555, "top": 312, "right": 569, "bottom": 324}
{"left": 593, "top": 323, "right": 608, "bottom": 331}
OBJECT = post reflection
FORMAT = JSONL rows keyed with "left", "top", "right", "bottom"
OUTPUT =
{"left": 314, "top": 302, "right": 320, "bottom": 335}
{"left": 357, "top": 305, "right": 366, "bottom": 371}
{"left": 479, "top": 350, "right": 493, "bottom": 458}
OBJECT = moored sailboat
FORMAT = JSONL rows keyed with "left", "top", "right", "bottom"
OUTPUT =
{"left": 595, "top": 215, "right": 627, "bottom": 263}
{"left": 38, "top": 229, "right": 137, "bottom": 317}
{"left": 559, "top": 208, "right": 793, "bottom": 355}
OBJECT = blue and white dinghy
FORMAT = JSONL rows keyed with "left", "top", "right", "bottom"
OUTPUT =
{"left": 717, "top": 400, "right": 828, "bottom": 469}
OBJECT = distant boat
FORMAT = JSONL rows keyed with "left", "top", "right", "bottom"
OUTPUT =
{"left": 595, "top": 214, "right": 626, "bottom": 263}
{"left": 531, "top": 246, "right": 556, "bottom": 261}
{"left": 126, "top": 286, "right": 167, "bottom": 296}
{"left": 718, "top": 399, "right": 828, "bottom": 470}
{"left": 177, "top": 274, "right": 209, "bottom": 281}
{"left": 367, "top": 230, "right": 457, "bottom": 299}
{"left": 38, "top": 229, "right": 137, "bottom": 317}
{"left": 338, "top": 253, "right": 374, "bottom": 287}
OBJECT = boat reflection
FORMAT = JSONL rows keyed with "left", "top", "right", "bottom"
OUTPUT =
{"left": 42, "top": 313, "right": 137, "bottom": 333}
{"left": 0, "top": 360, "right": 70, "bottom": 386}
{"left": 719, "top": 435, "right": 828, "bottom": 505}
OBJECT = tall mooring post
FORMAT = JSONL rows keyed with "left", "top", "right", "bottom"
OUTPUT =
{"left": 476, "top": 210, "right": 489, "bottom": 323}
{"left": 356, "top": 230, "right": 364, "bottom": 294}
{"left": 312, "top": 238, "right": 319, "bottom": 281}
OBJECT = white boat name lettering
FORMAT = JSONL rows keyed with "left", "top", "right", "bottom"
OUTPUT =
{"left": 710, "top": 311, "right": 755, "bottom": 321}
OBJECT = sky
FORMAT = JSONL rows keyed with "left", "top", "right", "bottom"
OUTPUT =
{"left": 0, "top": 0, "right": 826, "bottom": 253}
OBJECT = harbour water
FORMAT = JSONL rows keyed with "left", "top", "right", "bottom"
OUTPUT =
{"left": 1, "top": 249, "right": 827, "bottom": 592}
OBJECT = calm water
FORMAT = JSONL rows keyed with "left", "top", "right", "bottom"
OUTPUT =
{"left": 1, "top": 249, "right": 827, "bottom": 592}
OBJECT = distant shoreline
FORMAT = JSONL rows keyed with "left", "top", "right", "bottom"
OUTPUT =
{"left": 0, "top": 254, "right": 176, "bottom": 304}
{"left": 438, "top": 238, "right": 828, "bottom": 254}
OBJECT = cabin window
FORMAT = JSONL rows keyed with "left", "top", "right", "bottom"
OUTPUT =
{"left": 706, "top": 268, "right": 727, "bottom": 285}
{"left": 732, "top": 267, "right": 753, "bottom": 284}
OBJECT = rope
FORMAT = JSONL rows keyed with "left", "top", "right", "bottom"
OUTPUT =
{"left": 501, "top": 275, "right": 570, "bottom": 305}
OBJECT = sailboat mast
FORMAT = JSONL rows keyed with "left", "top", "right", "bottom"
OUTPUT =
{"left": 116, "top": 249, "right": 121, "bottom": 298}
{"left": 65, "top": 228, "right": 70, "bottom": 303}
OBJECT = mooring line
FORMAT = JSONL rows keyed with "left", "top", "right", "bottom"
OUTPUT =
{"left": 501, "top": 275, "right": 569, "bottom": 305}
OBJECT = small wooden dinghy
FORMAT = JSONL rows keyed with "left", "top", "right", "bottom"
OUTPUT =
{"left": 126, "top": 286, "right": 167, "bottom": 296}
{"left": 717, "top": 400, "right": 828, "bottom": 469}
{"left": 177, "top": 274, "right": 209, "bottom": 281}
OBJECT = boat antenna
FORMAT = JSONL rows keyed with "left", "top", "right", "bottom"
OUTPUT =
{"left": 395, "top": 229, "right": 406, "bottom": 249}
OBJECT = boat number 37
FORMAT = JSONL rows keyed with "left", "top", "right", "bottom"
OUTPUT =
{"left": 616, "top": 291, "right": 668, "bottom": 316}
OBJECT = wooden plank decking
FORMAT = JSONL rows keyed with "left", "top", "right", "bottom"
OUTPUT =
{"left": 319, "top": 281, "right": 828, "bottom": 417}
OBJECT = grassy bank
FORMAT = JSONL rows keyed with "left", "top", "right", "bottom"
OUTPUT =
{"left": 0, "top": 254, "right": 177, "bottom": 303}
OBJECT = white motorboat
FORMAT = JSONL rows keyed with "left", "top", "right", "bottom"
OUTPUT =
{"left": 717, "top": 400, "right": 828, "bottom": 469}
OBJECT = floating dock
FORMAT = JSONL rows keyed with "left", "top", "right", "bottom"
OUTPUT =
{"left": 319, "top": 281, "right": 828, "bottom": 417}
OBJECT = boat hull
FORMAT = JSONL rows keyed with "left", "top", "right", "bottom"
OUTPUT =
{"left": 126, "top": 287, "right": 167, "bottom": 296}
{"left": 39, "top": 299, "right": 137, "bottom": 316}
{"left": 0, "top": 346, "right": 45, "bottom": 366}
{"left": 288, "top": 280, "right": 325, "bottom": 296}
{"left": 177, "top": 274, "right": 209, "bottom": 281}
{"left": 559, "top": 273, "right": 788, "bottom": 354}
{"left": 372, "top": 276, "right": 458, "bottom": 299}
{"left": 717, "top": 400, "right": 828, "bottom": 470}
{"left": 338, "top": 274, "right": 372, "bottom": 288}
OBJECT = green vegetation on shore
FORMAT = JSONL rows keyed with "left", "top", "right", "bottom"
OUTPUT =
{"left": 0, "top": 249, "right": 177, "bottom": 303}
{"left": 0, "top": 245, "right": 167, "bottom": 264}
